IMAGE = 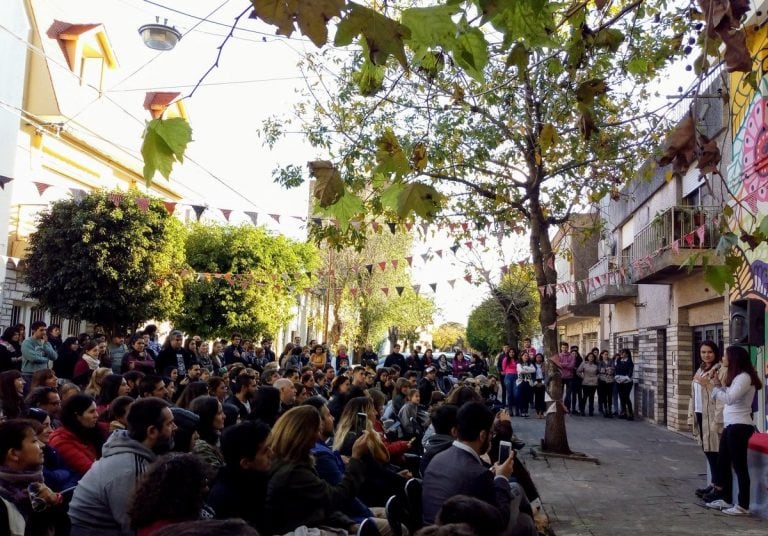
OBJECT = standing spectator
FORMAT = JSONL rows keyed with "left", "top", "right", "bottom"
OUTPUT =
{"left": 704, "top": 346, "right": 763, "bottom": 515}
{"left": 557, "top": 342, "right": 576, "bottom": 414}
{"left": 127, "top": 453, "right": 209, "bottom": 535}
{"left": 522, "top": 338, "right": 537, "bottom": 360}
{"left": 0, "top": 419, "right": 62, "bottom": 535}
{"left": 405, "top": 349, "right": 424, "bottom": 375}
{"left": 184, "top": 338, "right": 201, "bottom": 364}
{"left": 68, "top": 397, "right": 176, "bottom": 535}
{"left": 48, "top": 394, "right": 102, "bottom": 476}
{"left": 156, "top": 331, "right": 193, "bottom": 378}
{"left": 688, "top": 340, "right": 724, "bottom": 499}
{"left": 261, "top": 339, "right": 275, "bottom": 363}
{"left": 384, "top": 344, "right": 406, "bottom": 371}
{"left": 495, "top": 345, "right": 509, "bottom": 409}
{"left": 190, "top": 396, "right": 226, "bottom": 477}
{"left": 577, "top": 351, "right": 599, "bottom": 416}
{"left": 265, "top": 406, "right": 371, "bottom": 534}
{"left": 0, "top": 327, "right": 22, "bottom": 372}
{"left": 53, "top": 337, "right": 80, "bottom": 380}
{"left": 501, "top": 348, "right": 519, "bottom": 416}
{"left": 20, "top": 321, "right": 58, "bottom": 385}
{"left": 223, "top": 334, "right": 244, "bottom": 366}
{"left": 309, "top": 344, "right": 327, "bottom": 369}
{"left": 516, "top": 353, "right": 535, "bottom": 418}
{"left": 532, "top": 354, "right": 547, "bottom": 418}
{"left": 107, "top": 333, "right": 129, "bottom": 374}
{"left": 121, "top": 335, "right": 156, "bottom": 374}
{"left": 597, "top": 350, "right": 615, "bottom": 418}
{"left": 361, "top": 344, "right": 378, "bottom": 369}
{"left": 46, "top": 325, "right": 63, "bottom": 354}
{"left": 614, "top": 349, "right": 635, "bottom": 420}
{"left": 569, "top": 347, "right": 584, "bottom": 415}
{"left": 0, "top": 370, "right": 25, "bottom": 420}
{"left": 208, "top": 420, "right": 272, "bottom": 532}
{"left": 142, "top": 325, "right": 162, "bottom": 359}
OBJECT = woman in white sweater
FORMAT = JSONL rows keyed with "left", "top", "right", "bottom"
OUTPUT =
{"left": 704, "top": 345, "right": 763, "bottom": 515}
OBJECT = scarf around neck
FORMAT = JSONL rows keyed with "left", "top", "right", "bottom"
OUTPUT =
{"left": 82, "top": 354, "right": 100, "bottom": 370}
{"left": 0, "top": 465, "right": 43, "bottom": 516}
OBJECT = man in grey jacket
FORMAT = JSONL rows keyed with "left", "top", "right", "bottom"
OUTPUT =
{"left": 20, "top": 320, "right": 57, "bottom": 383}
{"left": 68, "top": 397, "right": 176, "bottom": 536}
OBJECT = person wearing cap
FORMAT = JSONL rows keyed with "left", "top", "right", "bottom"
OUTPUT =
{"left": 419, "top": 366, "right": 439, "bottom": 406}
{"left": 170, "top": 406, "right": 200, "bottom": 453}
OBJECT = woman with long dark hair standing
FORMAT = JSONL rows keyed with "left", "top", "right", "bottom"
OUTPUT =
{"left": 688, "top": 340, "right": 724, "bottom": 500}
{"left": 704, "top": 346, "right": 763, "bottom": 515}
{"left": 501, "top": 347, "right": 519, "bottom": 416}
{"left": 614, "top": 348, "right": 634, "bottom": 420}
{"left": 0, "top": 326, "right": 22, "bottom": 372}
{"left": 48, "top": 393, "right": 103, "bottom": 476}
{"left": 53, "top": 337, "right": 80, "bottom": 380}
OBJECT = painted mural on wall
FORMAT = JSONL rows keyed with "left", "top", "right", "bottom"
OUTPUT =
{"left": 728, "top": 25, "right": 768, "bottom": 302}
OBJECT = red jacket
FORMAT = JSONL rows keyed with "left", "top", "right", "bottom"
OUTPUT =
{"left": 373, "top": 418, "right": 409, "bottom": 459}
{"left": 49, "top": 426, "right": 99, "bottom": 476}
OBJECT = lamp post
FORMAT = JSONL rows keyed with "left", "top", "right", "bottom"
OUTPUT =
{"left": 139, "top": 17, "right": 181, "bottom": 51}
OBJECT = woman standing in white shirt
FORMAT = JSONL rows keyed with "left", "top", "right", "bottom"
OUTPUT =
{"left": 704, "top": 345, "right": 763, "bottom": 515}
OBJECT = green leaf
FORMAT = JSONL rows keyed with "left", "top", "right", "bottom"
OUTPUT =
{"left": 151, "top": 117, "right": 192, "bottom": 162}
{"left": 251, "top": 0, "right": 345, "bottom": 47}
{"left": 353, "top": 55, "right": 385, "bottom": 96}
{"left": 704, "top": 264, "right": 734, "bottom": 295}
{"left": 308, "top": 160, "right": 345, "bottom": 207}
{"left": 401, "top": 4, "right": 459, "bottom": 49}
{"left": 396, "top": 182, "right": 444, "bottom": 218}
{"left": 375, "top": 129, "right": 411, "bottom": 177}
{"left": 715, "top": 232, "right": 738, "bottom": 257}
{"left": 759, "top": 214, "right": 768, "bottom": 236}
{"left": 539, "top": 123, "right": 559, "bottom": 152}
{"left": 142, "top": 123, "right": 180, "bottom": 183}
{"left": 626, "top": 57, "right": 649, "bottom": 76}
{"left": 453, "top": 27, "right": 489, "bottom": 82}
{"left": 506, "top": 42, "right": 529, "bottom": 72}
{"left": 593, "top": 29, "right": 624, "bottom": 52}
{"left": 380, "top": 183, "right": 401, "bottom": 211}
{"left": 323, "top": 191, "right": 364, "bottom": 230}
{"left": 335, "top": 2, "right": 411, "bottom": 68}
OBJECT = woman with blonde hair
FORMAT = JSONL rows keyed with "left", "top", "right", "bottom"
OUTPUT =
{"left": 266, "top": 405, "right": 371, "bottom": 534}
{"left": 333, "top": 396, "right": 389, "bottom": 463}
{"left": 84, "top": 367, "right": 111, "bottom": 398}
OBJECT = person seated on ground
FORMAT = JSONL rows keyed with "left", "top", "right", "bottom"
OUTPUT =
{"left": 107, "top": 396, "right": 134, "bottom": 433}
{"left": 67, "top": 397, "right": 176, "bottom": 536}
{"left": 0, "top": 370, "right": 26, "bottom": 420}
{"left": 139, "top": 374, "right": 169, "bottom": 400}
{"left": 175, "top": 381, "right": 208, "bottom": 410}
{"left": 266, "top": 405, "right": 373, "bottom": 534}
{"left": 391, "top": 377, "right": 411, "bottom": 417}
{"left": 208, "top": 420, "right": 271, "bottom": 532}
{"left": 422, "top": 385, "right": 483, "bottom": 448}
{"left": 419, "top": 366, "right": 439, "bottom": 406}
{"left": 422, "top": 404, "right": 458, "bottom": 475}
{"left": 152, "top": 518, "right": 258, "bottom": 536}
{"left": 95, "top": 374, "right": 130, "bottom": 416}
{"left": 0, "top": 419, "right": 64, "bottom": 536}
{"left": 170, "top": 407, "right": 200, "bottom": 454}
{"left": 174, "top": 363, "right": 203, "bottom": 404}
{"left": 123, "top": 370, "right": 146, "bottom": 399}
{"left": 436, "top": 495, "right": 506, "bottom": 536}
{"left": 48, "top": 394, "right": 102, "bottom": 477}
{"left": 250, "top": 385, "right": 281, "bottom": 427}
{"left": 399, "top": 388, "right": 429, "bottom": 439}
{"left": 189, "top": 396, "right": 226, "bottom": 478}
{"left": 327, "top": 375, "right": 351, "bottom": 422}
{"left": 416, "top": 523, "right": 479, "bottom": 536}
{"left": 273, "top": 378, "right": 297, "bottom": 416}
{"left": 333, "top": 396, "right": 411, "bottom": 507}
{"left": 422, "top": 402, "right": 517, "bottom": 527}
{"left": 303, "top": 396, "right": 386, "bottom": 528}
{"left": 368, "top": 388, "right": 413, "bottom": 461}
{"left": 224, "top": 374, "right": 256, "bottom": 421}
{"left": 25, "top": 407, "right": 80, "bottom": 492}
{"left": 128, "top": 453, "right": 211, "bottom": 536}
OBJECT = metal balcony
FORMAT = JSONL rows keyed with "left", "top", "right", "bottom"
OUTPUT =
{"left": 629, "top": 205, "right": 722, "bottom": 284}
{"left": 587, "top": 255, "right": 639, "bottom": 304}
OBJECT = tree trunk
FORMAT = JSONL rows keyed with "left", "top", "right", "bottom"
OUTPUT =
{"left": 529, "top": 201, "right": 571, "bottom": 454}
{"left": 388, "top": 326, "right": 399, "bottom": 349}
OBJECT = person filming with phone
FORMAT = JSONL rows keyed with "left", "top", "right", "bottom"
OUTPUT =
{"left": 422, "top": 402, "right": 536, "bottom": 535}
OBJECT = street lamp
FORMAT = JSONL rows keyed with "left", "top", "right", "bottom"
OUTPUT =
{"left": 139, "top": 17, "right": 181, "bottom": 51}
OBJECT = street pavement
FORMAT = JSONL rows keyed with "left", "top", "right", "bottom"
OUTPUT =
{"left": 510, "top": 414, "right": 766, "bottom": 535}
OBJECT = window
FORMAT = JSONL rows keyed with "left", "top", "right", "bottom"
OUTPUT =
{"left": 30, "top": 307, "right": 46, "bottom": 324}
{"left": 49, "top": 314, "right": 62, "bottom": 328}
{"left": 68, "top": 319, "right": 82, "bottom": 337}
{"left": 55, "top": 23, "right": 117, "bottom": 92}
{"left": 692, "top": 324, "right": 724, "bottom": 374}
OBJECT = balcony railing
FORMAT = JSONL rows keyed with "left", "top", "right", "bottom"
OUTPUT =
{"left": 630, "top": 206, "right": 721, "bottom": 261}
{"left": 588, "top": 255, "right": 631, "bottom": 281}
{"left": 586, "top": 255, "right": 638, "bottom": 304}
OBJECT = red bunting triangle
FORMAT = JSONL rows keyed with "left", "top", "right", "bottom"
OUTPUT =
{"left": 683, "top": 233, "right": 695, "bottom": 246}
{"left": 381, "top": 287, "right": 389, "bottom": 296}
{"left": 479, "top": 237, "right": 486, "bottom": 246}
{"left": 372, "top": 222, "right": 381, "bottom": 233}
{"left": 135, "top": 197, "right": 150, "bottom": 213}
{"left": 378, "top": 261, "right": 387, "bottom": 272}
{"left": 350, "top": 288, "right": 358, "bottom": 297}
{"left": 461, "top": 222, "right": 468, "bottom": 232}
{"left": 391, "top": 259, "right": 398, "bottom": 269}
{"left": 406, "top": 256, "right": 413, "bottom": 267}
{"left": 465, "top": 241, "right": 473, "bottom": 250}
{"left": 221, "top": 209, "right": 232, "bottom": 221}
{"left": 405, "top": 223, "right": 413, "bottom": 232}
{"left": 108, "top": 192, "right": 124, "bottom": 207}
{"left": 464, "top": 274, "right": 472, "bottom": 283}
{"left": 33, "top": 181, "right": 52, "bottom": 196}
{"left": 436, "top": 250, "right": 443, "bottom": 258}
{"left": 163, "top": 202, "right": 177, "bottom": 215}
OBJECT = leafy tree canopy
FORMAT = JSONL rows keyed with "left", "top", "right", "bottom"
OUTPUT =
{"left": 174, "top": 223, "right": 320, "bottom": 339}
{"left": 432, "top": 321, "right": 466, "bottom": 350}
{"left": 24, "top": 190, "right": 187, "bottom": 332}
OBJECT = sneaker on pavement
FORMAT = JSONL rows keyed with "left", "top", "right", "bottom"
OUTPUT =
{"left": 705, "top": 499, "right": 732, "bottom": 510}
{"left": 695, "top": 485, "right": 713, "bottom": 498}
{"left": 722, "top": 505, "right": 749, "bottom": 516}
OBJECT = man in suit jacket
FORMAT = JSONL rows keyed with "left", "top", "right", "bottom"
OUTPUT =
{"left": 422, "top": 401, "right": 515, "bottom": 524}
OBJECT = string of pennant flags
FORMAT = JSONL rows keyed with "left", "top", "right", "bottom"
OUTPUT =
{"left": 4, "top": 176, "right": 516, "bottom": 242}
{"left": 538, "top": 224, "right": 711, "bottom": 298}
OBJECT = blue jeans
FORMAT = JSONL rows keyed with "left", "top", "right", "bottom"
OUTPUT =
{"left": 504, "top": 374, "right": 518, "bottom": 414}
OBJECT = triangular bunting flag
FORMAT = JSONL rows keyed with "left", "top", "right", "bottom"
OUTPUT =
{"left": 421, "top": 223, "right": 430, "bottom": 237}
{"left": 108, "top": 192, "right": 124, "bottom": 207}
{"left": 461, "top": 222, "right": 468, "bottom": 232}
{"left": 387, "top": 222, "right": 396, "bottom": 234}
{"left": 33, "top": 181, "right": 52, "bottom": 196}
{"left": 479, "top": 237, "right": 486, "bottom": 246}
{"left": 10, "top": 257, "right": 21, "bottom": 268}
{"left": 464, "top": 274, "right": 472, "bottom": 284}
{"left": 163, "top": 202, "right": 176, "bottom": 215}
{"left": 683, "top": 232, "right": 695, "bottom": 246}
{"left": 420, "top": 253, "right": 430, "bottom": 263}
{"left": 244, "top": 211, "right": 259, "bottom": 226}
{"left": 191, "top": 205, "right": 207, "bottom": 221}
{"left": 429, "top": 283, "right": 437, "bottom": 293}
{"left": 405, "top": 223, "right": 413, "bottom": 232}
{"left": 501, "top": 265, "right": 509, "bottom": 274}
{"left": 378, "top": 261, "right": 387, "bottom": 272}
{"left": 292, "top": 215, "right": 307, "bottom": 222}
{"left": 447, "top": 279, "right": 456, "bottom": 289}
{"left": 311, "top": 218, "right": 322, "bottom": 226}
{"left": 391, "top": 259, "right": 398, "bottom": 269}
{"left": 350, "top": 288, "right": 358, "bottom": 298}
{"left": 70, "top": 188, "right": 87, "bottom": 203}
{"left": 381, "top": 287, "right": 389, "bottom": 296}
{"left": 448, "top": 223, "right": 457, "bottom": 232}
{"left": 365, "top": 264, "right": 373, "bottom": 275}
{"left": 449, "top": 245, "right": 459, "bottom": 255}
{"left": 220, "top": 209, "right": 232, "bottom": 221}
{"left": 696, "top": 225, "right": 705, "bottom": 246}
{"left": 135, "top": 197, "right": 150, "bottom": 213}
{"left": 465, "top": 241, "right": 473, "bottom": 250}
{"left": 269, "top": 214, "right": 281, "bottom": 223}
{"left": 412, "top": 284, "right": 421, "bottom": 294}
{"left": 672, "top": 239, "right": 680, "bottom": 255}
{"left": 0, "top": 175, "right": 14, "bottom": 189}
{"left": 372, "top": 222, "right": 381, "bottom": 233}
{"left": 538, "top": 286, "right": 545, "bottom": 296}
{"left": 223, "top": 273, "right": 235, "bottom": 286}
{"left": 395, "top": 286, "right": 404, "bottom": 296}
{"left": 405, "top": 256, "right": 413, "bottom": 267}
{"left": 350, "top": 220, "right": 362, "bottom": 231}
{"left": 435, "top": 250, "right": 443, "bottom": 258}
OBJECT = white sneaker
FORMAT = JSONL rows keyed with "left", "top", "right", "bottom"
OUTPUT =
{"left": 705, "top": 499, "right": 732, "bottom": 510}
{"left": 722, "top": 505, "right": 749, "bottom": 516}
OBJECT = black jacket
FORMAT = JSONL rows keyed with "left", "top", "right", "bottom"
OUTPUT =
{"left": 225, "top": 394, "right": 251, "bottom": 420}
{"left": 155, "top": 346, "right": 194, "bottom": 376}
{"left": 383, "top": 352, "right": 405, "bottom": 371}
{"left": 208, "top": 466, "right": 268, "bottom": 533}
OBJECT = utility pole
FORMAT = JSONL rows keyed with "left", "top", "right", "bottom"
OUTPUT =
{"left": 322, "top": 247, "right": 333, "bottom": 343}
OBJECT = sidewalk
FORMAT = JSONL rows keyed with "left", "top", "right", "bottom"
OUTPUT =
{"left": 511, "top": 414, "right": 766, "bottom": 535}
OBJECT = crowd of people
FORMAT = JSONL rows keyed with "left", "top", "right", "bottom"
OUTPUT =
{"left": 0, "top": 322, "right": 551, "bottom": 536}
